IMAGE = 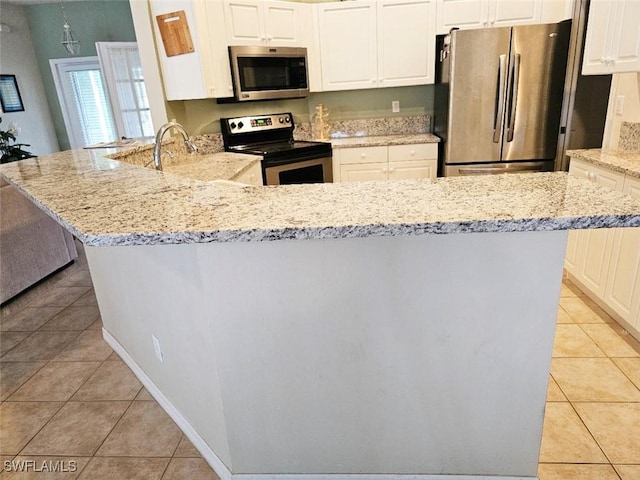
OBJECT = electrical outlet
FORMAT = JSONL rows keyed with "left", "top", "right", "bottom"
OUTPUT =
{"left": 615, "top": 95, "right": 625, "bottom": 115}
{"left": 152, "top": 334, "right": 164, "bottom": 362}
{"left": 392, "top": 100, "right": 400, "bottom": 113}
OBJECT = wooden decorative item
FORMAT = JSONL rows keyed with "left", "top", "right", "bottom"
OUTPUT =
{"left": 156, "top": 10, "right": 195, "bottom": 57}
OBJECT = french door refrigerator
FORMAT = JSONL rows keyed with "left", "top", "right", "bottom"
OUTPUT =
{"left": 434, "top": 21, "right": 571, "bottom": 176}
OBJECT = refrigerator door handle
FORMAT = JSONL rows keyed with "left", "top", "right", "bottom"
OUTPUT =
{"left": 493, "top": 54, "right": 508, "bottom": 144}
{"left": 506, "top": 53, "right": 521, "bottom": 142}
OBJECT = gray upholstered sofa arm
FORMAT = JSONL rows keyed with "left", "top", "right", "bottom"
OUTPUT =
{"left": 1, "top": 178, "right": 78, "bottom": 303}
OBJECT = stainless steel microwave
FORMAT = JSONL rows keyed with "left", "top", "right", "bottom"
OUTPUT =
{"left": 228, "top": 46, "right": 309, "bottom": 102}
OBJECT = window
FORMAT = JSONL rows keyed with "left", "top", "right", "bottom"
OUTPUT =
{"left": 96, "top": 42, "right": 153, "bottom": 139}
{"left": 50, "top": 43, "right": 153, "bottom": 149}
{"left": 50, "top": 57, "right": 116, "bottom": 148}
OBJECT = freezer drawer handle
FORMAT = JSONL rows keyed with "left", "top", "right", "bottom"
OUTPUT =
{"left": 457, "top": 164, "right": 544, "bottom": 175}
{"left": 493, "top": 54, "right": 507, "bottom": 144}
{"left": 506, "top": 53, "right": 521, "bottom": 142}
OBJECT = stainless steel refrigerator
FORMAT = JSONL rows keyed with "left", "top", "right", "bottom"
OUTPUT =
{"left": 434, "top": 21, "right": 572, "bottom": 176}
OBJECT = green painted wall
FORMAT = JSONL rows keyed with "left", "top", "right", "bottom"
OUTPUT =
{"left": 174, "top": 85, "right": 434, "bottom": 136}
{"left": 25, "top": 0, "right": 136, "bottom": 150}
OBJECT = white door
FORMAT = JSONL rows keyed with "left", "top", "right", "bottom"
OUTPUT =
{"left": 317, "top": 1, "right": 378, "bottom": 91}
{"left": 603, "top": 176, "right": 640, "bottom": 326}
{"left": 388, "top": 160, "right": 436, "bottom": 180}
{"left": 263, "top": 1, "right": 301, "bottom": 45}
{"left": 576, "top": 164, "right": 625, "bottom": 298}
{"left": 608, "top": 0, "right": 640, "bottom": 73}
{"left": 490, "top": 0, "right": 542, "bottom": 27}
{"left": 225, "top": 1, "right": 265, "bottom": 45}
{"left": 96, "top": 42, "right": 154, "bottom": 139}
{"left": 340, "top": 163, "right": 388, "bottom": 182}
{"left": 49, "top": 57, "right": 116, "bottom": 149}
{"left": 436, "top": 0, "right": 489, "bottom": 34}
{"left": 378, "top": 0, "right": 435, "bottom": 87}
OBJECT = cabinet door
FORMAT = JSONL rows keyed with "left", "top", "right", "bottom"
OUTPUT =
{"left": 378, "top": 0, "right": 435, "bottom": 87}
{"left": 151, "top": 0, "right": 207, "bottom": 100}
{"left": 490, "top": 0, "right": 543, "bottom": 27}
{"left": 436, "top": 0, "right": 489, "bottom": 34}
{"left": 317, "top": 1, "right": 378, "bottom": 91}
{"left": 575, "top": 163, "right": 625, "bottom": 299}
{"left": 582, "top": 0, "right": 640, "bottom": 75}
{"left": 564, "top": 230, "right": 582, "bottom": 275}
{"left": 603, "top": 176, "right": 640, "bottom": 327}
{"left": 608, "top": 0, "right": 640, "bottom": 73}
{"left": 263, "top": 1, "right": 302, "bottom": 46}
{"left": 388, "top": 160, "right": 437, "bottom": 180}
{"left": 340, "top": 162, "right": 388, "bottom": 182}
{"left": 225, "top": 1, "right": 265, "bottom": 45}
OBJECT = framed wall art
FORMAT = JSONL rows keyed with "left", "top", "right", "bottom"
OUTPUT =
{"left": 0, "top": 75, "right": 25, "bottom": 113}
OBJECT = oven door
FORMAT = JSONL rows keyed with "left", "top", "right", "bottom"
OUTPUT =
{"left": 264, "top": 156, "right": 332, "bottom": 185}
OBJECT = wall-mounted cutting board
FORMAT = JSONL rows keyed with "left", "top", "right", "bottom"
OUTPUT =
{"left": 156, "top": 10, "right": 195, "bottom": 57}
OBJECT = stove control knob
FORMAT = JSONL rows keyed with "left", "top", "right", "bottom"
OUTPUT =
{"left": 237, "top": 121, "right": 244, "bottom": 129}
{"left": 285, "top": 116, "right": 291, "bottom": 123}
{"left": 279, "top": 117, "right": 285, "bottom": 124}
{"left": 229, "top": 122, "right": 237, "bottom": 129}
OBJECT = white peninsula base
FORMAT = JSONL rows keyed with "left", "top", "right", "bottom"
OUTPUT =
{"left": 86, "top": 230, "right": 568, "bottom": 480}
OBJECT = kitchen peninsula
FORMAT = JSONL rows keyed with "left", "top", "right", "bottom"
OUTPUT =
{"left": 2, "top": 149, "right": 640, "bottom": 480}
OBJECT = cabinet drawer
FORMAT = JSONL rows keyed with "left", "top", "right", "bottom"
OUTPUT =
{"left": 388, "top": 143, "right": 437, "bottom": 162}
{"left": 337, "top": 146, "right": 387, "bottom": 165}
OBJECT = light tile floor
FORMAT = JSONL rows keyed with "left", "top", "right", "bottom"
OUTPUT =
{"left": 1, "top": 243, "right": 639, "bottom": 479}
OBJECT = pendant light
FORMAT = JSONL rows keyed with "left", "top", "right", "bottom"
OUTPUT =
{"left": 60, "top": 1, "right": 80, "bottom": 56}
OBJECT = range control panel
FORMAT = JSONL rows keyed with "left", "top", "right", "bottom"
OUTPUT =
{"left": 224, "top": 113, "right": 292, "bottom": 134}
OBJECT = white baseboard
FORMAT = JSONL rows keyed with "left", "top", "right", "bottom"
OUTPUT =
{"left": 102, "top": 328, "right": 538, "bottom": 480}
{"left": 102, "top": 328, "right": 234, "bottom": 480}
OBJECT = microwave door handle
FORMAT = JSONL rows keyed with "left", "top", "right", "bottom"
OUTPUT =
{"left": 493, "top": 54, "right": 507, "bottom": 144}
{"left": 506, "top": 53, "right": 520, "bottom": 142}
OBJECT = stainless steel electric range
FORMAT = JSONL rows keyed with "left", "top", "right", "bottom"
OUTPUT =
{"left": 220, "top": 112, "right": 332, "bottom": 186}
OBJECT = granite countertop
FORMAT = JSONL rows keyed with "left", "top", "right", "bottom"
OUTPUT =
{"left": 1, "top": 148, "right": 640, "bottom": 247}
{"left": 567, "top": 149, "right": 640, "bottom": 178}
{"left": 162, "top": 152, "right": 261, "bottom": 183}
{"left": 330, "top": 133, "right": 440, "bottom": 148}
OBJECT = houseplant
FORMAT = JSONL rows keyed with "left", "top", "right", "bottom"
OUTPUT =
{"left": 0, "top": 118, "right": 34, "bottom": 163}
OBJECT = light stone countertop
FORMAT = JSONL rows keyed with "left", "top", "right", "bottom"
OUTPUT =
{"left": 162, "top": 152, "right": 261, "bottom": 183}
{"left": 1, "top": 148, "right": 640, "bottom": 247}
{"left": 567, "top": 149, "right": 640, "bottom": 178}
{"left": 330, "top": 133, "right": 440, "bottom": 148}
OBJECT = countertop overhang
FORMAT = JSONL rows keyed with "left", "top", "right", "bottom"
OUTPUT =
{"left": 1, "top": 148, "right": 639, "bottom": 247}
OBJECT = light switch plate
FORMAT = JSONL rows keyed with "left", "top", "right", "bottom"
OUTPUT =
{"left": 392, "top": 100, "right": 400, "bottom": 113}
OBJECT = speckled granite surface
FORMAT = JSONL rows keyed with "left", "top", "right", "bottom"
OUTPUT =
{"left": 331, "top": 133, "right": 440, "bottom": 148}
{"left": 1, "top": 149, "right": 639, "bottom": 247}
{"left": 619, "top": 121, "right": 640, "bottom": 151}
{"left": 295, "top": 115, "right": 432, "bottom": 141}
{"left": 163, "top": 152, "right": 260, "bottom": 182}
{"left": 567, "top": 149, "right": 640, "bottom": 178}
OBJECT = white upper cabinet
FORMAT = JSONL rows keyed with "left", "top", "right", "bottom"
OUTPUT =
{"left": 316, "top": 0, "right": 435, "bottom": 91}
{"left": 378, "top": 0, "right": 436, "bottom": 87}
{"left": 149, "top": 0, "right": 233, "bottom": 100}
{"left": 582, "top": 0, "right": 640, "bottom": 75}
{"left": 224, "top": 0, "right": 304, "bottom": 46}
{"left": 436, "top": 0, "right": 565, "bottom": 34}
{"left": 316, "top": 1, "right": 378, "bottom": 91}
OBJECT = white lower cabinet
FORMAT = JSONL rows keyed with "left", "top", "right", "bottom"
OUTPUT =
{"left": 566, "top": 158, "right": 640, "bottom": 338}
{"left": 335, "top": 144, "right": 437, "bottom": 183}
{"left": 603, "top": 175, "right": 640, "bottom": 331}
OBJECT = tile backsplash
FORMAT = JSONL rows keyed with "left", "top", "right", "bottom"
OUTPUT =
{"left": 618, "top": 121, "right": 640, "bottom": 151}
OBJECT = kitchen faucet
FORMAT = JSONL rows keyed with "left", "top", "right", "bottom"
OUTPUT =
{"left": 152, "top": 122, "right": 198, "bottom": 171}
